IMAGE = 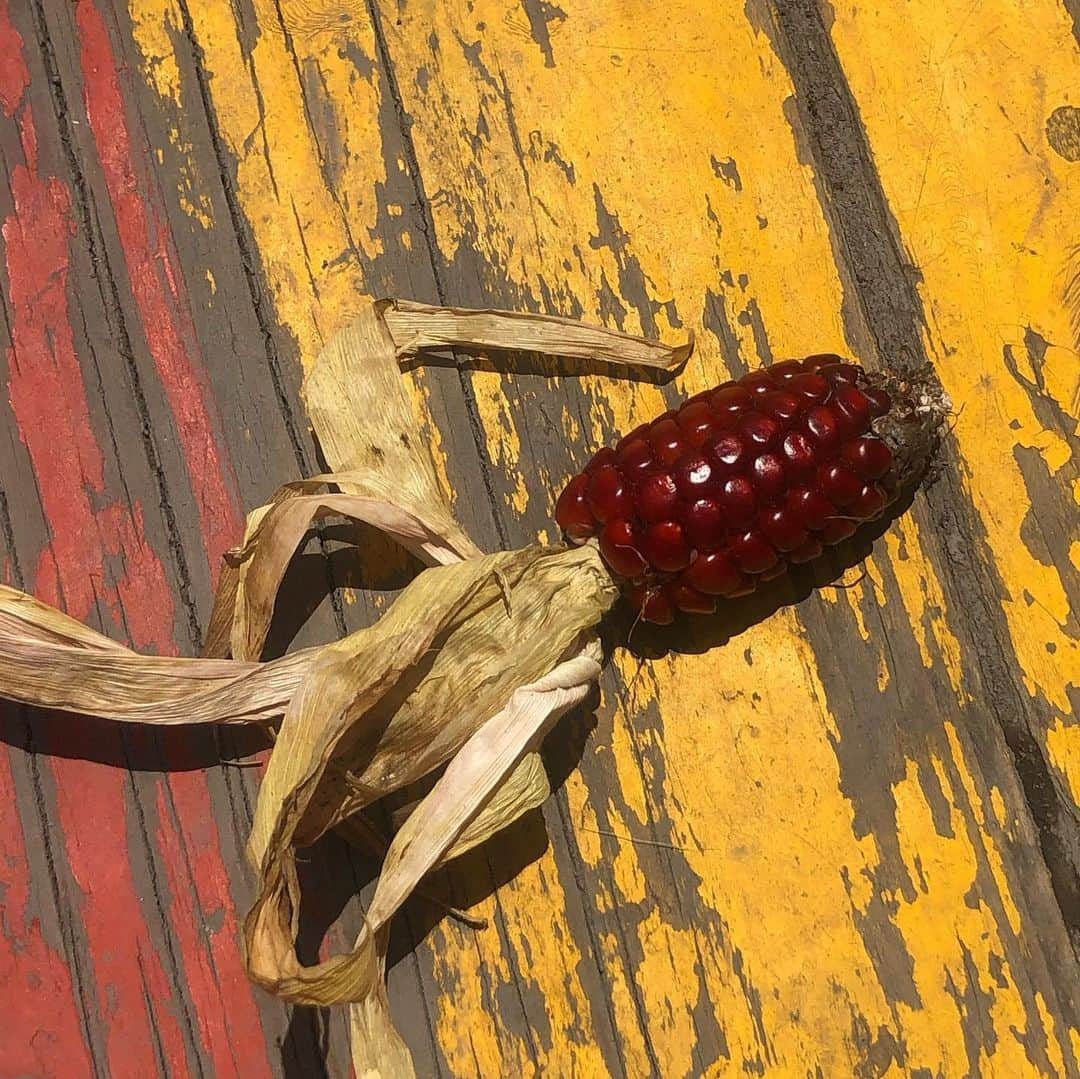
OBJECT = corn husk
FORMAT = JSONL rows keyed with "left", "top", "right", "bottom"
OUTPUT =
{"left": 0, "top": 297, "right": 691, "bottom": 1077}
{"left": 0, "top": 583, "right": 314, "bottom": 724}
{"left": 380, "top": 296, "right": 694, "bottom": 372}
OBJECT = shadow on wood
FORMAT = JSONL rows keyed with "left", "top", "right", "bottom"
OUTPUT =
{"left": 619, "top": 487, "right": 920, "bottom": 660}
{"left": 0, "top": 702, "right": 272, "bottom": 772}
{"left": 399, "top": 347, "right": 680, "bottom": 387}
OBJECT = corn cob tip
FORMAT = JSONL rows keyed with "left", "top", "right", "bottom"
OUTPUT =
{"left": 865, "top": 363, "right": 952, "bottom": 497}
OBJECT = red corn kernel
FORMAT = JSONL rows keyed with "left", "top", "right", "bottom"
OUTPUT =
{"left": 788, "top": 371, "right": 830, "bottom": 403}
{"left": 674, "top": 453, "right": 718, "bottom": 499}
{"left": 676, "top": 399, "right": 715, "bottom": 431}
{"left": 729, "top": 530, "right": 780, "bottom": 574}
{"left": 719, "top": 475, "right": 758, "bottom": 529}
{"left": 665, "top": 581, "right": 717, "bottom": 615}
{"left": 684, "top": 550, "right": 745, "bottom": 595}
{"left": 635, "top": 472, "right": 679, "bottom": 522}
{"left": 683, "top": 497, "right": 725, "bottom": 551}
{"left": 781, "top": 429, "right": 816, "bottom": 477}
{"left": 643, "top": 520, "right": 692, "bottom": 572}
{"left": 816, "top": 462, "right": 862, "bottom": 507}
{"left": 742, "top": 369, "right": 777, "bottom": 396}
{"left": 710, "top": 383, "right": 754, "bottom": 418}
{"left": 649, "top": 419, "right": 686, "bottom": 467}
{"left": 554, "top": 474, "right": 595, "bottom": 541}
{"left": 740, "top": 412, "right": 782, "bottom": 451}
{"left": 587, "top": 465, "right": 634, "bottom": 523}
{"left": 585, "top": 446, "right": 618, "bottom": 473}
{"left": 787, "top": 486, "right": 835, "bottom": 532}
{"left": 639, "top": 587, "right": 675, "bottom": 625}
{"left": 851, "top": 483, "right": 887, "bottom": 519}
{"left": 821, "top": 518, "right": 857, "bottom": 544}
{"left": 759, "top": 390, "right": 802, "bottom": 425}
{"left": 616, "top": 436, "right": 656, "bottom": 480}
{"left": 759, "top": 507, "right": 808, "bottom": 552}
{"left": 803, "top": 405, "right": 842, "bottom": 456}
{"left": 817, "top": 361, "right": 860, "bottom": 386}
{"left": 841, "top": 435, "right": 894, "bottom": 480}
{"left": 832, "top": 385, "right": 872, "bottom": 434}
{"left": 680, "top": 408, "right": 720, "bottom": 448}
{"left": 804, "top": 353, "right": 844, "bottom": 370}
{"left": 599, "top": 518, "right": 648, "bottom": 577}
{"left": 788, "top": 535, "right": 824, "bottom": 564}
{"left": 750, "top": 453, "right": 787, "bottom": 503}
{"left": 704, "top": 431, "right": 750, "bottom": 476}
{"left": 863, "top": 386, "right": 892, "bottom": 417}
{"left": 769, "top": 358, "right": 807, "bottom": 380}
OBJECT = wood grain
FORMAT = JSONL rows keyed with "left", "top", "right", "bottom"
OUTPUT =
{"left": 819, "top": 0, "right": 1080, "bottom": 936}
{"left": 0, "top": 0, "right": 1076, "bottom": 1076}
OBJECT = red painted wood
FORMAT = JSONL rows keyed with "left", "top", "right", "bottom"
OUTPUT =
{"left": 2, "top": 42, "right": 191, "bottom": 1079}
{"left": 71, "top": 5, "right": 273, "bottom": 1074}
{"left": 1, "top": 2, "right": 273, "bottom": 1073}
{"left": 0, "top": 15, "right": 94, "bottom": 1076}
{"left": 0, "top": 745, "right": 93, "bottom": 1077}
{"left": 74, "top": 0, "right": 244, "bottom": 577}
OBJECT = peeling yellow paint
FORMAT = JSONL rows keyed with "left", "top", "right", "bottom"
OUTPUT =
{"left": 600, "top": 930, "right": 654, "bottom": 1077}
{"left": 130, "top": 0, "right": 215, "bottom": 229}
{"left": 892, "top": 752, "right": 1038, "bottom": 1075}
{"left": 884, "top": 519, "right": 969, "bottom": 697}
{"left": 1046, "top": 716, "right": 1080, "bottom": 804}
{"left": 944, "top": 722, "right": 1023, "bottom": 939}
{"left": 830, "top": 0, "right": 1080, "bottom": 753}
{"left": 989, "top": 785, "right": 1012, "bottom": 836}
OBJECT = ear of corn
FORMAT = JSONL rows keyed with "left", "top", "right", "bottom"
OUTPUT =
{"left": 555, "top": 356, "right": 947, "bottom": 623}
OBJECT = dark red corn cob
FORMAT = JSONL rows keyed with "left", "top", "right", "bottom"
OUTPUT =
{"left": 554, "top": 356, "right": 949, "bottom": 623}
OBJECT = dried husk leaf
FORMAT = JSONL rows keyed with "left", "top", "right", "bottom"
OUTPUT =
{"left": 0, "top": 584, "right": 312, "bottom": 724}
{"left": 242, "top": 549, "right": 611, "bottom": 1079}
{"left": 301, "top": 302, "right": 481, "bottom": 560}
{"left": 0, "top": 296, "right": 695, "bottom": 1079}
{"left": 222, "top": 476, "right": 469, "bottom": 662}
{"left": 347, "top": 640, "right": 602, "bottom": 1077}
{"left": 381, "top": 297, "right": 694, "bottom": 372}
{"left": 246, "top": 542, "right": 616, "bottom": 873}
{"left": 202, "top": 300, "right": 483, "bottom": 660}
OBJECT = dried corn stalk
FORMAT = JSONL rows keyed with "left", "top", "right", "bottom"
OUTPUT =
{"left": 0, "top": 297, "right": 692, "bottom": 1077}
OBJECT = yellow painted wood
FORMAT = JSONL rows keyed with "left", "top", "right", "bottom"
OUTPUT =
{"left": 827, "top": 0, "right": 1080, "bottom": 803}
{"left": 122, "top": 0, "right": 1080, "bottom": 1074}
{"left": 368, "top": 2, "right": 1078, "bottom": 1074}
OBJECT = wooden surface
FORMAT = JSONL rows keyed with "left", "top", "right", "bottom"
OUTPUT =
{"left": 1, "top": 0, "right": 1078, "bottom": 1076}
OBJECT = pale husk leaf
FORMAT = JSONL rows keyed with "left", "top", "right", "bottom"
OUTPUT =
{"left": 224, "top": 478, "right": 468, "bottom": 662}
{"left": 0, "top": 584, "right": 312, "bottom": 725}
{"left": 301, "top": 302, "right": 480, "bottom": 561}
{"left": 241, "top": 549, "right": 613, "bottom": 1034}
{"left": 348, "top": 640, "right": 601, "bottom": 1079}
{"left": 246, "top": 542, "right": 615, "bottom": 872}
{"left": 203, "top": 299, "right": 481, "bottom": 660}
{"left": 381, "top": 297, "right": 694, "bottom": 373}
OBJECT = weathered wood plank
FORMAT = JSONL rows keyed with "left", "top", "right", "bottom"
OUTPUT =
{"left": 1, "top": 0, "right": 286, "bottom": 1072}
{"left": 119, "top": 0, "right": 528, "bottom": 1073}
{"left": 1, "top": 0, "right": 1077, "bottom": 1076}
{"left": 804, "top": 0, "right": 1080, "bottom": 935}
{"left": 353, "top": 1, "right": 1080, "bottom": 1075}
